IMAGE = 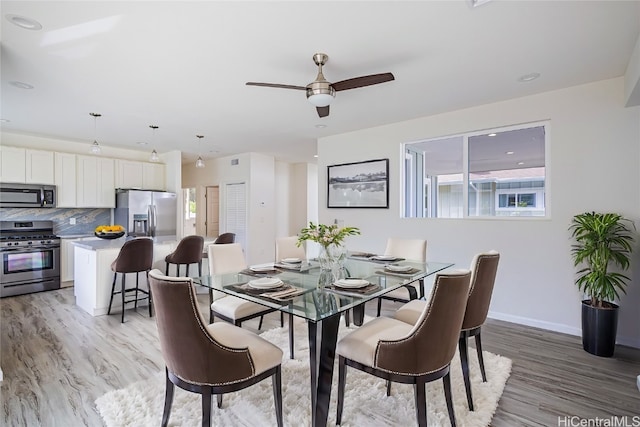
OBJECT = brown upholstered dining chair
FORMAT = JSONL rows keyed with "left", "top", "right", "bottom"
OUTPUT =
{"left": 107, "top": 238, "right": 154, "bottom": 323}
{"left": 214, "top": 232, "right": 235, "bottom": 244}
{"left": 148, "top": 270, "right": 283, "bottom": 427}
{"left": 336, "top": 270, "right": 471, "bottom": 427}
{"left": 164, "top": 235, "right": 204, "bottom": 277}
{"left": 395, "top": 251, "right": 500, "bottom": 412}
{"left": 376, "top": 237, "right": 427, "bottom": 316}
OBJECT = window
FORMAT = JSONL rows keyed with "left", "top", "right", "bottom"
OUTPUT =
{"left": 403, "top": 123, "right": 547, "bottom": 218}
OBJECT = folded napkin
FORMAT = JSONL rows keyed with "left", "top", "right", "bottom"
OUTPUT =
{"left": 349, "top": 252, "right": 377, "bottom": 258}
{"left": 368, "top": 256, "right": 405, "bottom": 263}
{"left": 325, "top": 282, "right": 381, "bottom": 296}
{"left": 274, "top": 262, "right": 302, "bottom": 271}
{"left": 375, "top": 268, "right": 420, "bottom": 277}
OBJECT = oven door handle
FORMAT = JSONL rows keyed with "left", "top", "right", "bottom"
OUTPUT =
{"left": 1, "top": 245, "right": 59, "bottom": 253}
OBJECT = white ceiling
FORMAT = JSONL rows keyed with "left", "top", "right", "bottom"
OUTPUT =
{"left": 1, "top": 1, "right": 639, "bottom": 165}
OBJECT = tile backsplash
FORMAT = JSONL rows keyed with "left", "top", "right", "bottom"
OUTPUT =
{"left": 0, "top": 208, "right": 111, "bottom": 235}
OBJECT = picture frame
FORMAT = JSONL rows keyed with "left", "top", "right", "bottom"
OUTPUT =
{"left": 327, "top": 158, "right": 389, "bottom": 208}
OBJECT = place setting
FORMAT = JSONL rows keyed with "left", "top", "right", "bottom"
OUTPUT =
{"left": 274, "top": 257, "right": 304, "bottom": 270}
{"left": 376, "top": 263, "right": 421, "bottom": 277}
{"left": 241, "top": 263, "right": 281, "bottom": 276}
{"left": 325, "top": 277, "right": 381, "bottom": 296}
{"left": 229, "top": 277, "right": 306, "bottom": 301}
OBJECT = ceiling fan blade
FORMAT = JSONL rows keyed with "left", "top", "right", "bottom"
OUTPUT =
{"left": 246, "top": 82, "right": 306, "bottom": 90}
{"left": 316, "top": 106, "right": 330, "bottom": 118}
{"left": 332, "top": 72, "right": 395, "bottom": 92}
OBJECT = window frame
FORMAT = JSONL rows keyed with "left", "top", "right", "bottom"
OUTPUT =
{"left": 402, "top": 120, "right": 550, "bottom": 220}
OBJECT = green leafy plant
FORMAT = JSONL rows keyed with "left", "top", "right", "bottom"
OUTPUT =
{"left": 569, "top": 212, "right": 635, "bottom": 308}
{"left": 297, "top": 222, "right": 360, "bottom": 248}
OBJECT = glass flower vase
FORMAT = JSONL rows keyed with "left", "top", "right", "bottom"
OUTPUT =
{"left": 318, "top": 244, "right": 347, "bottom": 286}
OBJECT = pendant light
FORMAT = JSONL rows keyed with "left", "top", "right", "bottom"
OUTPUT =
{"left": 89, "top": 112, "right": 102, "bottom": 154}
{"left": 149, "top": 125, "right": 160, "bottom": 162}
{"left": 195, "top": 135, "right": 205, "bottom": 168}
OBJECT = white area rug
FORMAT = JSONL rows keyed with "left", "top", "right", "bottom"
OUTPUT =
{"left": 96, "top": 317, "right": 511, "bottom": 426}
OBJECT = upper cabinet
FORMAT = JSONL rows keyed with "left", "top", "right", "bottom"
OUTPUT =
{"left": 26, "top": 149, "right": 55, "bottom": 185}
{"left": 0, "top": 146, "right": 26, "bottom": 183}
{"left": 55, "top": 152, "right": 77, "bottom": 207}
{"left": 143, "top": 162, "right": 166, "bottom": 191}
{"left": 76, "top": 156, "right": 115, "bottom": 208}
{"left": 115, "top": 160, "right": 166, "bottom": 191}
{"left": 0, "top": 147, "right": 55, "bottom": 185}
{"left": 115, "top": 159, "right": 144, "bottom": 189}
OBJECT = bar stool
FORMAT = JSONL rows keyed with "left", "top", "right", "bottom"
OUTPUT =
{"left": 107, "top": 238, "right": 154, "bottom": 323}
{"left": 165, "top": 235, "right": 204, "bottom": 277}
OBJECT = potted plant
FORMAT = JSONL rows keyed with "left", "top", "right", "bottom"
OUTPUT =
{"left": 569, "top": 212, "right": 635, "bottom": 357}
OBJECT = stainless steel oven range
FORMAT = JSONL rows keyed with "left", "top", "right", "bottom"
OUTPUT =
{"left": 0, "top": 220, "right": 60, "bottom": 297}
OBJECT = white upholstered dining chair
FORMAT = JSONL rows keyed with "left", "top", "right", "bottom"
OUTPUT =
{"left": 376, "top": 237, "right": 427, "bottom": 316}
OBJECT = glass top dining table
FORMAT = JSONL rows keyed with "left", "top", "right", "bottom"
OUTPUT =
{"left": 194, "top": 256, "right": 453, "bottom": 427}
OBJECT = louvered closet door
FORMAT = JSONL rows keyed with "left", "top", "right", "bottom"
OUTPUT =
{"left": 224, "top": 182, "right": 247, "bottom": 250}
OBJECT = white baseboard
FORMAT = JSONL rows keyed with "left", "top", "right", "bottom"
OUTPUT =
{"left": 487, "top": 310, "right": 640, "bottom": 349}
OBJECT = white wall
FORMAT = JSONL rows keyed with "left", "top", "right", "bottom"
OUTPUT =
{"left": 274, "top": 161, "right": 291, "bottom": 237}
{"left": 318, "top": 77, "right": 640, "bottom": 348}
{"left": 248, "top": 153, "right": 276, "bottom": 263}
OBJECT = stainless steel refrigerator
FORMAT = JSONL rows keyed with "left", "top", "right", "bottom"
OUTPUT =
{"left": 114, "top": 189, "right": 177, "bottom": 237}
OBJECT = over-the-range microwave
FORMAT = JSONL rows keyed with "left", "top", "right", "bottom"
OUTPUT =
{"left": 0, "top": 183, "right": 56, "bottom": 208}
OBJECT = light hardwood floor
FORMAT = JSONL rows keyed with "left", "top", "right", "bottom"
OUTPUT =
{"left": 1, "top": 288, "right": 639, "bottom": 426}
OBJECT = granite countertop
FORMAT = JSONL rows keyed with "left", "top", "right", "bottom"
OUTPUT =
{"left": 58, "top": 234, "right": 94, "bottom": 239}
{"left": 72, "top": 235, "right": 179, "bottom": 251}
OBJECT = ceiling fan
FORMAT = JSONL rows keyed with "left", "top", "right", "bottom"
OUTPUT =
{"left": 246, "top": 53, "right": 394, "bottom": 118}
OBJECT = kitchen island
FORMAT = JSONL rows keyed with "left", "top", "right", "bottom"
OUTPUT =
{"left": 73, "top": 236, "right": 212, "bottom": 316}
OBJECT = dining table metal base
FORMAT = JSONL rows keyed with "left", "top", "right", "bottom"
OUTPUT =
{"left": 308, "top": 313, "right": 341, "bottom": 427}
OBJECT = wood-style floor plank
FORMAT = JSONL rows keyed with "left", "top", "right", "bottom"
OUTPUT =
{"left": 1, "top": 288, "right": 638, "bottom": 426}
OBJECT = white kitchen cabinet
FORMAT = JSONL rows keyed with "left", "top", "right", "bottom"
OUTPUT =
{"left": 25, "top": 149, "right": 55, "bottom": 184}
{"left": 0, "top": 146, "right": 26, "bottom": 183}
{"left": 143, "top": 162, "right": 166, "bottom": 190}
{"left": 61, "top": 236, "right": 101, "bottom": 284}
{"left": 76, "top": 156, "right": 115, "bottom": 208}
{"left": 55, "top": 152, "right": 77, "bottom": 207}
{"left": 115, "top": 159, "right": 144, "bottom": 189}
{"left": 61, "top": 238, "right": 81, "bottom": 284}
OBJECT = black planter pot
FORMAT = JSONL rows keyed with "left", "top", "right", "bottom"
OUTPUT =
{"left": 581, "top": 300, "right": 619, "bottom": 357}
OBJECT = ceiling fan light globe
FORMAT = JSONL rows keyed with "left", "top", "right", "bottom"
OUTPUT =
{"left": 307, "top": 93, "right": 334, "bottom": 107}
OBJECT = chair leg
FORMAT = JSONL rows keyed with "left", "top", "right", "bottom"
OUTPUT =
{"left": 198, "top": 261, "right": 202, "bottom": 277}
{"left": 165, "top": 262, "right": 169, "bottom": 276}
{"left": 258, "top": 315, "right": 263, "bottom": 330}
{"left": 280, "top": 312, "right": 284, "bottom": 327}
{"left": 121, "top": 273, "right": 126, "bottom": 323}
{"left": 216, "top": 394, "right": 223, "bottom": 409}
{"left": 107, "top": 272, "right": 117, "bottom": 315}
{"left": 386, "top": 380, "right": 391, "bottom": 396}
{"left": 272, "top": 367, "right": 283, "bottom": 427}
{"left": 443, "top": 372, "right": 456, "bottom": 427}
{"left": 289, "top": 313, "right": 294, "bottom": 359}
{"left": 161, "top": 369, "right": 175, "bottom": 427}
{"left": 459, "top": 335, "right": 474, "bottom": 411}
{"left": 376, "top": 297, "right": 382, "bottom": 317}
{"left": 186, "top": 264, "right": 190, "bottom": 277}
{"left": 475, "top": 331, "right": 487, "bottom": 382}
{"left": 147, "top": 270, "right": 153, "bottom": 317}
{"left": 201, "top": 387, "right": 212, "bottom": 427}
{"left": 414, "top": 378, "right": 427, "bottom": 427}
{"left": 336, "top": 356, "right": 346, "bottom": 425}
{"left": 344, "top": 309, "right": 350, "bottom": 327}
{"left": 134, "top": 272, "right": 140, "bottom": 310}
{"left": 209, "top": 290, "right": 214, "bottom": 324}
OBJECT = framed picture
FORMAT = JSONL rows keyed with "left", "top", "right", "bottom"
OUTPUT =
{"left": 327, "top": 158, "right": 389, "bottom": 208}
